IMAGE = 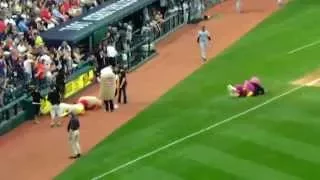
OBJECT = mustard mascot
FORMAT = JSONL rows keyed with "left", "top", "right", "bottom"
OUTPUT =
{"left": 99, "top": 66, "right": 117, "bottom": 112}
{"left": 59, "top": 103, "right": 85, "bottom": 117}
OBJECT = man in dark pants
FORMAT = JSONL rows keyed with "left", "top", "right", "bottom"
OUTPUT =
{"left": 55, "top": 69, "right": 65, "bottom": 100}
{"left": 104, "top": 99, "right": 114, "bottom": 112}
{"left": 118, "top": 68, "right": 127, "bottom": 104}
{"left": 67, "top": 112, "right": 81, "bottom": 159}
{"left": 30, "top": 86, "right": 43, "bottom": 124}
{"left": 47, "top": 85, "right": 61, "bottom": 127}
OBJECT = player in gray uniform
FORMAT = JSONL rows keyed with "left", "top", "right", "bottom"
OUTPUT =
{"left": 236, "top": 0, "right": 242, "bottom": 13}
{"left": 197, "top": 26, "right": 211, "bottom": 62}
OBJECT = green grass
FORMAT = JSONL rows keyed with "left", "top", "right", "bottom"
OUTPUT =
{"left": 56, "top": 0, "right": 320, "bottom": 179}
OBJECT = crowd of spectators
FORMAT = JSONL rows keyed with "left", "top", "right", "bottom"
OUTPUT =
{"left": 0, "top": 0, "right": 194, "bottom": 109}
{"left": 0, "top": 0, "right": 108, "bottom": 107}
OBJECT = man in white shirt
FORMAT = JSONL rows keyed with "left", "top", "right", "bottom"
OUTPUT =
{"left": 40, "top": 53, "right": 52, "bottom": 71}
{"left": 23, "top": 55, "right": 34, "bottom": 82}
{"left": 106, "top": 44, "right": 118, "bottom": 67}
{"left": 58, "top": 41, "right": 72, "bottom": 54}
{"left": 197, "top": 26, "right": 211, "bottom": 62}
{"left": 39, "top": 53, "right": 54, "bottom": 81}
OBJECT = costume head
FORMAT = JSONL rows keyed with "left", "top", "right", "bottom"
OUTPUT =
{"left": 249, "top": 76, "right": 261, "bottom": 85}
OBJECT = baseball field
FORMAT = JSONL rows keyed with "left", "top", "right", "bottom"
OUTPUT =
{"left": 53, "top": 0, "right": 320, "bottom": 179}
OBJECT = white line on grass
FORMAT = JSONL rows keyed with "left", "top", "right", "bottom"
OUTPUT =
{"left": 288, "top": 39, "right": 320, "bottom": 54}
{"left": 91, "top": 78, "right": 320, "bottom": 180}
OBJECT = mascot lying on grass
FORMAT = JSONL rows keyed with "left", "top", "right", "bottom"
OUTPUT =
{"left": 59, "top": 103, "right": 85, "bottom": 117}
{"left": 227, "top": 76, "right": 265, "bottom": 97}
{"left": 77, "top": 96, "right": 102, "bottom": 110}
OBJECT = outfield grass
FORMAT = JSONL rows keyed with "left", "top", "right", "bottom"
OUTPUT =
{"left": 56, "top": 0, "right": 320, "bottom": 179}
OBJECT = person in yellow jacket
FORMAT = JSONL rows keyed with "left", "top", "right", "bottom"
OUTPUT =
{"left": 34, "top": 31, "right": 44, "bottom": 48}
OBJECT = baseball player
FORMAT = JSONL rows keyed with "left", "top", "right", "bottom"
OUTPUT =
{"left": 197, "top": 26, "right": 212, "bottom": 62}
{"left": 236, "top": 0, "right": 242, "bottom": 13}
{"left": 277, "top": 0, "right": 284, "bottom": 7}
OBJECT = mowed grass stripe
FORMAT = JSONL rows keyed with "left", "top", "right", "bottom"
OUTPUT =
{"left": 108, "top": 148, "right": 240, "bottom": 180}
{"left": 115, "top": 166, "right": 184, "bottom": 180}
{"left": 179, "top": 144, "right": 301, "bottom": 180}
{"left": 220, "top": 124, "right": 320, "bottom": 165}
{"left": 245, "top": 89, "right": 320, "bottom": 146}
{"left": 254, "top": 118, "right": 320, "bottom": 147}
{"left": 201, "top": 134, "right": 318, "bottom": 179}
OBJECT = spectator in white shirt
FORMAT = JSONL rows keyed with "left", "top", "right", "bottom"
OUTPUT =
{"left": 23, "top": 54, "right": 34, "bottom": 82}
{"left": 39, "top": 52, "right": 54, "bottom": 82}
{"left": 106, "top": 44, "right": 118, "bottom": 67}
{"left": 40, "top": 53, "right": 52, "bottom": 71}
{"left": 58, "top": 41, "right": 72, "bottom": 54}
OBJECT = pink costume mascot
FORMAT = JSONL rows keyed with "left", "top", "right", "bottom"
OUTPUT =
{"left": 227, "top": 76, "right": 265, "bottom": 97}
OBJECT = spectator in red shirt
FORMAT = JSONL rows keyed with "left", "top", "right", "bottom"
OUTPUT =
{"left": 0, "top": 18, "right": 7, "bottom": 40}
{"left": 40, "top": 5, "right": 59, "bottom": 26}
{"left": 35, "top": 60, "right": 46, "bottom": 80}
{"left": 60, "top": 0, "right": 71, "bottom": 17}
{"left": 70, "top": 0, "right": 80, "bottom": 7}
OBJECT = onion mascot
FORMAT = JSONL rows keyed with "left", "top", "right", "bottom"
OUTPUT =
{"left": 77, "top": 96, "right": 102, "bottom": 110}
{"left": 99, "top": 66, "right": 117, "bottom": 112}
{"left": 227, "top": 76, "right": 265, "bottom": 97}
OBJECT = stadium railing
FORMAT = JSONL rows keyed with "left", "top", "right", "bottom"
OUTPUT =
{"left": 0, "top": 61, "right": 95, "bottom": 136}
{"left": 125, "top": 9, "right": 185, "bottom": 71}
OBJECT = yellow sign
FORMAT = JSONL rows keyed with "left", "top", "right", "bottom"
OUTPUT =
{"left": 64, "top": 69, "right": 95, "bottom": 98}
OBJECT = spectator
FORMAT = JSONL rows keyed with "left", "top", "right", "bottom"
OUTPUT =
{"left": 0, "top": 54, "right": 7, "bottom": 78}
{"left": 58, "top": 41, "right": 72, "bottom": 54}
{"left": 160, "top": 0, "right": 168, "bottom": 15}
{"left": 34, "top": 59, "right": 46, "bottom": 87}
{"left": 95, "top": 47, "right": 105, "bottom": 75}
{"left": 143, "top": 7, "right": 151, "bottom": 25}
{"left": 23, "top": 54, "right": 34, "bottom": 82}
{"left": 106, "top": 43, "right": 118, "bottom": 67}
{"left": 51, "top": 4, "right": 68, "bottom": 23}
{"left": 118, "top": 23, "right": 127, "bottom": 52}
{"left": 40, "top": 4, "right": 58, "bottom": 27}
{"left": 60, "top": 0, "right": 72, "bottom": 18}
{"left": 55, "top": 68, "right": 65, "bottom": 100}
{"left": 69, "top": 0, "right": 82, "bottom": 17}
{"left": 72, "top": 47, "right": 83, "bottom": 64}
{"left": 0, "top": 17, "right": 7, "bottom": 40}
{"left": 17, "top": 39, "right": 29, "bottom": 54}
{"left": 30, "top": 86, "right": 43, "bottom": 124}
{"left": 16, "top": 15, "right": 29, "bottom": 33}
{"left": 34, "top": 31, "right": 44, "bottom": 48}
{"left": 125, "top": 22, "right": 133, "bottom": 45}
{"left": 81, "top": 0, "right": 97, "bottom": 12}
{"left": 182, "top": 0, "right": 190, "bottom": 23}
